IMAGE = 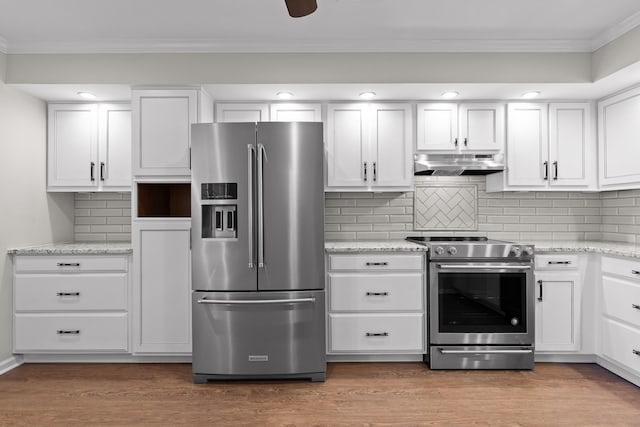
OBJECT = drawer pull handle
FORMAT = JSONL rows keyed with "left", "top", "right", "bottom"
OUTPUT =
{"left": 57, "top": 330, "right": 80, "bottom": 335}
{"left": 56, "top": 292, "right": 80, "bottom": 297}
{"left": 548, "top": 261, "right": 571, "bottom": 265}
{"left": 632, "top": 270, "right": 640, "bottom": 276}
{"left": 365, "top": 332, "right": 389, "bottom": 337}
{"left": 366, "top": 292, "right": 389, "bottom": 296}
{"left": 632, "top": 304, "right": 640, "bottom": 310}
{"left": 365, "top": 262, "right": 389, "bottom": 266}
{"left": 633, "top": 349, "right": 640, "bottom": 357}
{"left": 57, "top": 263, "right": 80, "bottom": 267}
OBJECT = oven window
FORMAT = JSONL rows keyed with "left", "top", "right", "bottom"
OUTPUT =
{"left": 438, "top": 272, "right": 526, "bottom": 333}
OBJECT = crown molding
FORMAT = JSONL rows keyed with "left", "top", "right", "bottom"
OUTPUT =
{"left": 3, "top": 37, "right": 595, "bottom": 54}
{"left": 591, "top": 9, "right": 640, "bottom": 50}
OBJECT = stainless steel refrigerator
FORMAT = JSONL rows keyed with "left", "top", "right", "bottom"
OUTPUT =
{"left": 191, "top": 122, "right": 326, "bottom": 383}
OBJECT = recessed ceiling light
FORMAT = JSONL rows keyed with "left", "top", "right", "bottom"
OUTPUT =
{"left": 277, "top": 91, "right": 294, "bottom": 100}
{"left": 77, "top": 91, "right": 97, "bottom": 100}
{"left": 359, "top": 92, "right": 376, "bottom": 100}
{"left": 521, "top": 91, "right": 540, "bottom": 99}
{"left": 441, "top": 91, "right": 459, "bottom": 99}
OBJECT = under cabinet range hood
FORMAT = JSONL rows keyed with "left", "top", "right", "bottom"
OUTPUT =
{"left": 414, "top": 153, "right": 504, "bottom": 176}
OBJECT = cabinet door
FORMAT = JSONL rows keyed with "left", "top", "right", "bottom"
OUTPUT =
{"left": 98, "top": 104, "right": 131, "bottom": 190}
{"left": 549, "top": 103, "right": 593, "bottom": 187}
{"left": 215, "top": 103, "right": 269, "bottom": 122}
{"left": 416, "top": 103, "right": 458, "bottom": 151}
{"left": 458, "top": 103, "right": 504, "bottom": 152}
{"left": 47, "top": 104, "right": 98, "bottom": 190}
{"left": 506, "top": 103, "right": 548, "bottom": 187}
{"left": 133, "top": 220, "right": 191, "bottom": 354}
{"left": 326, "top": 104, "right": 369, "bottom": 188}
{"left": 370, "top": 103, "right": 412, "bottom": 188}
{"left": 535, "top": 271, "right": 581, "bottom": 352}
{"left": 270, "top": 103, "right": 321, "bottom": 122}
{"left": 132, "top": 90, "right": 197, "bottom": 177}
{"left": 598, "top": 87, "right": 640, "bottom": 188}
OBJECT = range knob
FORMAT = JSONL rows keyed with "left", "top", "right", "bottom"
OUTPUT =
{"left": 509, "top": 246, "right": 522, "bottom": 257}
{"left": 434, "top": 246, "right": 445, "bottom": 255}
{"left": 523, "top": 246, "right": 534, "bottom": 256}
{"left": 447, "top": 246, "right": 458, "bottom": 255}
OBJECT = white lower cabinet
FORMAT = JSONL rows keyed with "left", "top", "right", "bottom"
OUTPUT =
{"left": 13, "top": 254, "right": 130, "bottom": 354}
{"left": 133, "top": 220, "right": 192, "bottom": 354}
{"left": 534, "top": 254, "right": 583, "bottom": 352}
{"left": 326, "top": 252, "right": 426, "bottom": 355}
{"left": 599, "top": 256, "right": 640, "bottom": 378}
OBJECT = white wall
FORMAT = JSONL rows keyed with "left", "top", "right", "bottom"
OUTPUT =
{"left": 0, "top": 81, "right": 74, "bottom": 362}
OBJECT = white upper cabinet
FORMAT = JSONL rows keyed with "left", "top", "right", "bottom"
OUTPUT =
{"left": 598, "top": 86, "right": 640, "bottom": 190}
{"left": 486, "top": 102, "right": 595, "bottom": 192}
{"left": 47, "top": 103, "right": 131, "bottom": 192}
{"left": 216, "top": 103, "right": 269, "bottom": 122}
{"left": 326, "top": 103, "right": 368, "bottom": 188}
{"left": 98, "top": 104, "right": 131, "bottom": 189}
{"left": 458, "top": 103, "right": 505, "bottom": 151}
{"left": 416, "top": 103, "right": 458, "bottom": 151}
{"left": 132, "top": 88, "right": 212, "bottom": 178}
{"left": 270, "top": 103, "right": 321, "bottom": 122}
{"left": 417, "top": 103, "right": 504, "bottom": 152}
{"left": 326, "top": 103, "right": 412, "bottom": 191}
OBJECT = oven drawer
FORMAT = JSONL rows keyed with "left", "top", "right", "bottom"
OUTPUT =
{"left": 328, "top": 273, "right": 423, "bottom": 312}
{"left": 600, "top": 318, "right": 640, "bottom": 375}
{"left": 328, "top": 254, "right": 423, "bottom": 271}
{"left": 535, "top": 255, "right": 578, "bottom": 270}
{"left": 602, "top": 276, "right": 640, "bottom": 328}
{"left": 329, "top": 313, "right": 424, "bottom": 353}
{"left": 15, "top": 274, "right": 127, "bottom": 312}
{"left": 14, "top": 313, "right": 128, "bottom": 352}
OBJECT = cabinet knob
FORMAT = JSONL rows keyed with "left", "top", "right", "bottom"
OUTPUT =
{"left": 632, "top": 270, "right": 640, "bottom": 276}
{"left": 632, "top": 304, "right": 640, "bottom": 310}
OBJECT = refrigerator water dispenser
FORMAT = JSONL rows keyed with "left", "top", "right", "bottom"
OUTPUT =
{"left": 201, "top": 182, "right": 238, "bottom": 239}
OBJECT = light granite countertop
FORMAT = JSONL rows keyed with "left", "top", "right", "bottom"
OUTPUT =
{"left": 325, "top": 239, "right": 640, "bottom": 258}
{"left": 325, "top": 240, "right": 428, "bottom": 252}
{"left": 8, "top": 242, "right": 133, "bottom": 255}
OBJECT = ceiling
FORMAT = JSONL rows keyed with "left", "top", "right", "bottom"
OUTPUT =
{"left": 3, "top": 0, "right": 640, "bottom": 102}
{"left": 1, "top": 0, "right": 640, "bottom": 53}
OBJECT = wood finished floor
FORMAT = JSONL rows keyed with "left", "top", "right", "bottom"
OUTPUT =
{"left": 1, "top": 362, "right": 639, "bottom": 426}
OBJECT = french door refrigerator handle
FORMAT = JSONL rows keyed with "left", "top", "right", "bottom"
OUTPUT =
{"left": 197, "top": 297, "right": 315, "bottom": 305}
{"left": 257, "top": 143, "right": 266, "bottom": 268}
{"left": 247, "top": 144, "right": 256, "bottom": 268}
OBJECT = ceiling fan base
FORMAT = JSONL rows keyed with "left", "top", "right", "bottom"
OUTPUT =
{"left": 284, "top": 0, "right": 318, "bottom": 17}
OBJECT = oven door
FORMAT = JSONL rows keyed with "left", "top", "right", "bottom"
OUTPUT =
{"left": 429, "top": 262, "right": 534, "bottom": 345}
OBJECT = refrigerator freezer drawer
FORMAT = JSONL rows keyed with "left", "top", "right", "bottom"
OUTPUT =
{"left": 192, "top": 290, "right": 326, "bottom": 381}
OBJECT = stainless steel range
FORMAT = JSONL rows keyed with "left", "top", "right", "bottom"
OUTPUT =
{"left": 406, "top": 236, "right": 535, "bottom": 370}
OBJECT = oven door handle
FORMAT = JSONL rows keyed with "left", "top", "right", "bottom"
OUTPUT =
{"left": 436, "top": 264, "right": 532, "bottom": 272}
{"left": 439, "top": 349, "right": 534, "bottom": 355}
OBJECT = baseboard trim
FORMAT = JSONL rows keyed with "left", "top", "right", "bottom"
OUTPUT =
{"left": 0, "top": 355, "right": 24, "bottom": 375}
{"left": 327, "top": 354, "right": 424, "bottom": 363}
{"left": 535, "top": 353, "right": 598, "bottom": 363}
{"left": 596, "top": 356, "right": 640, "bottom": 388}
{"left": 21, "top": 354, "right": 192, "bottom": 363}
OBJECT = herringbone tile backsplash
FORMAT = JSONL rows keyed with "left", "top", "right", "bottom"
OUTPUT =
{"left": 414, "top": 184, "right": 477, "bottom": 230}
{"left": 325, "top": 176, "right": 640, "bottom": 244}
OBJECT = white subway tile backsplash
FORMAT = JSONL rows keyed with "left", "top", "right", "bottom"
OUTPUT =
{"left": 324, "top": 177, "right": 639, "bottom": 243}
{"left": 74, "top": 193, "right": 131, "bottom": 242}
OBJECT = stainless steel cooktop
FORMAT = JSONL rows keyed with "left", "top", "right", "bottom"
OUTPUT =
{"left": 405, "top": 236, "right": 534, "bottom": 261}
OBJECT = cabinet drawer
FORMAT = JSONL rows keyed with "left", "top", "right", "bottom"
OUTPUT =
{"left": 602, "top": 256, "right": 640, "bottom": 281}
{"left": 329, "top": 313, "right": 424, "bottom": 353}
{"left": 602, "top": 276, "right": 640, "bottom": 328}
{"left": 535, "top": 254, "right": 578, "bottom": 270}
{"left": 14, "top": 255, "right": 128, "bottom": 273}
{"left": 600, "top": 318, "right": 640, "bottom": 375}
{"left": 14, "top": 313, "right": 128, "bottom": 352}
{"left": 15, "top": 274, "right": 127, "bottom": 312}
{"left": 329, "top": 254, "right": 423, "bottom": 271}
{"left": 328, "top": 273, "right": 423, "bottom": 311}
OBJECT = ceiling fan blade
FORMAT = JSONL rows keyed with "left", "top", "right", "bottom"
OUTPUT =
{"left": 284, "top": 0, "right": 318, "bottom": 17}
